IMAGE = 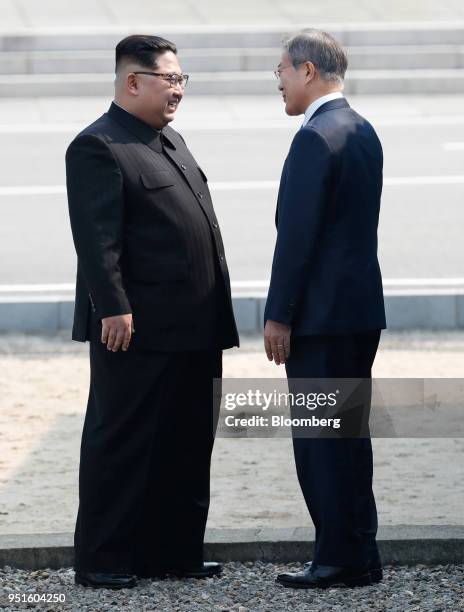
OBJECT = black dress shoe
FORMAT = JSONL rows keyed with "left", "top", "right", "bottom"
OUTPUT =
{"left": 281, "top": 560, "right": 383, "bottom": 585}
{"left": 149, "top": 562, "right": 222, "bottom": 579}
{"left": 276, "top": 562, "right": 372, "bottom": 589}
{"left": 75, "top": 571, "right": 137, "bottom": 589}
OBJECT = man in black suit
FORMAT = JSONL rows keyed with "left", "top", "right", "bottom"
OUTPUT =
{"left": 66, "top": 35, "right": 238, "bottom": 589}
{"left": 264, "top": 30, "right": 386, "bottom": 589}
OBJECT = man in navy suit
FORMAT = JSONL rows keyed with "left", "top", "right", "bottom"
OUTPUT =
{"left": 264, "top": 29, "right": 386, "bottom": 589}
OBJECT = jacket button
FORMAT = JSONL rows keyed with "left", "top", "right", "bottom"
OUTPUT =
{"left": 219, "top": 254, "right": 224, "bottom": 262}
{"left": 212, "top": 221, "right": 218, "bottom": 229}
{"left": 197, "top": 192, "right": 203, "bottom": 199}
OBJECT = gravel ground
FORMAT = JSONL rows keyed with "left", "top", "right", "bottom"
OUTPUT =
{"left": 1, "top": 563, "right": 463, "bottom": 611}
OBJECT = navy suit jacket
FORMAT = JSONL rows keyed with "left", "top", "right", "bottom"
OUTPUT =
{"left": 264, "top": 98, "right": 386, "bottom": 335}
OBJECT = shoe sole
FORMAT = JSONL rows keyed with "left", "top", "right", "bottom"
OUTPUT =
{"left": 137, "top": 571, "right": 168, "bottom": 579}
{"left": 166, "top": 568, "right": 223, "bottom": 579}
{"left": 74, "top": 576, "right": 136, "bottom": 589}
{"left": 277, "top": 572, "right": 372, "bottom": 589}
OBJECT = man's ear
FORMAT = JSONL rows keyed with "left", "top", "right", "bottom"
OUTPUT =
{"left": 304, "top": 61, "right": 317, "bottom": 83}
{"left": 126, "top": 73, "right": 139, "bottom": 96}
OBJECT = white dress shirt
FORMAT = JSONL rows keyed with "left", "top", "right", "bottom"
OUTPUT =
{"left": 301, "top": 91, "right": 344, "bottom": 127}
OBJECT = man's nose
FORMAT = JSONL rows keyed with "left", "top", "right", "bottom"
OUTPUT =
{"left": 171, "top": 81, "right": 184, "bottom": 95}
{"left": 172, "top": 89, "right": 183, "bottom": 102}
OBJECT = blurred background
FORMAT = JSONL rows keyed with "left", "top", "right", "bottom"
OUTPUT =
{"left": 1, "top": 0, "right": 464, "bottom": 537}
{"left": 1, "top": 0, "right": 464, "bottom": 308}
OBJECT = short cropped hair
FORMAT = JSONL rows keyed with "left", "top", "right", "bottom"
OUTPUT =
{"left": 283, "top": 29, "right": 348, "bottom": 86}
{"left": 115, "top": 34, "right": 177, "bottom": 73}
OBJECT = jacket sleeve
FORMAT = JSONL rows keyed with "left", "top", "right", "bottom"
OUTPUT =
{"left": 65, "top": 134, "right": 132, "bottom": 319}
{"left": 264, "top": 127, "right": 332, "bottom": 326}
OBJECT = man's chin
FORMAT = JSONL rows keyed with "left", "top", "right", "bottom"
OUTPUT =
{"left": 163, "top": 113, "right": 176, "bottom": 124}
{"left": 283, "top": 100, "right": 300, "bottom": 116}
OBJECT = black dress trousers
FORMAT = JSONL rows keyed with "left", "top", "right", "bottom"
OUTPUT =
{"left": 74, "top": 338, "right": 222, "bottom": 574}
{"left": 285, "top": 330, "right": 381, "bottom": 569}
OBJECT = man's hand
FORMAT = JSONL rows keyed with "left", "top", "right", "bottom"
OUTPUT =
{"left": 264, "top": 319, "right": 291, "bottom": 365}
{"left": 101, "top": 314, "right": 134, "bottom": 352}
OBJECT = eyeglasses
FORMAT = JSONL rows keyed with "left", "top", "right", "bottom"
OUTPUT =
{"left": 133, "top": 72, "right": 189, "bottom": 88}
{"left": 273, "top": 62, "right": 305, "bottom": 80}
{"left": 274, "top": 65, "right": 292, "bottom": 80}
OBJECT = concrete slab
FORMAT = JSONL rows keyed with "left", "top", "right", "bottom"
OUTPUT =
{"left": 385, "top": 295, "right": 459, "bottom": 330}
{"left": 231, "top": 298, "right": 259, "bottom": 333}
{"left": 1, "top": 294, "right": 463, "bottom": 334}
{"left": 1, "top": 526, "right": 463, "bottom": 569}
{"left": 106, "top": 0, "right": 204, "bottom": 26}
{"left": 0, "top": 300, "right": 59, "bottom": 332}
{"left": 2, "top": 44, "right": 464, "bottom": 77}
{"left": 457, "top": 295, "right": 464, "bottom": 328}
{"left": 16, "top": 0, "right": 111, "bottom": 28}
{"left": 3, "top": 25, "right": 464, "bottom": 53}
{"left": 58, "top": 300, "right": 74, "bottom": 329}
{"left": 3, "top": 68, "right": 464, "bottom": 97}
{"left": 0, "top": 92, "right": 463, "bottom": 125}
{"left": 1, "top": 334, "right": 463, "bottom": 540}
{"left": 346, "top": 69, "right": 464, "bottom": 95}
{"left": 0, "top": 0, "right": 23, "bottom": 30}
{"left": 2, "top": 0, "right": 464, "bottom": 30}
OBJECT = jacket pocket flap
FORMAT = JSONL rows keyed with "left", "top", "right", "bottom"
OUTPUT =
{"left": 140, "top": 171, "right": 174, "bottom": 189}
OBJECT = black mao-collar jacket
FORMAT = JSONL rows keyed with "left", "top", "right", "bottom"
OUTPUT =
{"left": 66, "top": 102, "right": 239, "bottom": 351}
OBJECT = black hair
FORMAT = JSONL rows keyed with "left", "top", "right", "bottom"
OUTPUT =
{"left": 115, "top": 35, "right": 177, "bottom": 72}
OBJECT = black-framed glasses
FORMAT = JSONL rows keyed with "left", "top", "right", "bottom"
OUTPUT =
{"left": 133, "top": 71, "right": 189, "bottom": 88}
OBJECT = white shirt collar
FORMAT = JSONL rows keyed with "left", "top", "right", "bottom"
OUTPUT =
{"left": 302, "top": 92, "right": 344, "bottom": 127}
